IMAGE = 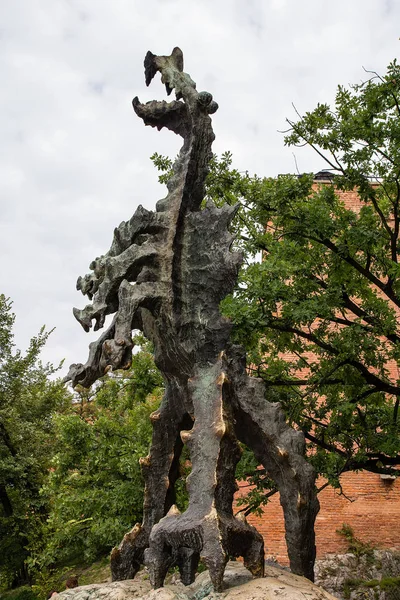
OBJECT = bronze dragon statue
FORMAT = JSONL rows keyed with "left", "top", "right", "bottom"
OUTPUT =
{"left": 66, "top": 47, "right": 319, "bottom": 592}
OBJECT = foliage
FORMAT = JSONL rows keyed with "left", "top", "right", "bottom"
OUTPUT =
{"left": 0, "top": 295, "right": 71, "bottom": 586}
{"left": 377, "top": 576, "right": 400, "bottom": 591}
{"left": 342, "top": 575, "right": 400, "bottom": 599}
{"left": 0, "top": 586, "right": 39, "bottom": 600}
{"left": 150, "top": 153, "right": 173, "bottom": 185}
{"left": 218, "top": 157, "right": 400, "bottom": 486}
{"left": 337, "top": 524, "right": 374, "bottom": 559}
{"left": 72, "top": 555, "right": 110, "bottom": 587}
{"left": 30, "top": 568, "right": 62, "bottom": 600}
{"left": 232, "top": 59, "right": 400, "bottom": 484}
{"left": 2, "top": 556, "right": 112, "bottom": 600}
{"left": 342, "top": 576, "right": 364, "bottom": 599}
{"left": 151, "top": 59, "right": 400, "bottom": 505}
{"left": 234, "top": 446, "right": 276, "bottom": 517}
{"left": 34, "top": 335, "right": 164, "bottom": 569}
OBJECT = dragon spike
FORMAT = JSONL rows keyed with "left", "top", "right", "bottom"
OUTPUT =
{"left": 144, "top": 51, "right": 157, "bottom": 87}
{"left": 171, "top": 47, "right": 184, "bottom": 71}
{"left": 144, "top": 47, "right": 184, "bottom": 92}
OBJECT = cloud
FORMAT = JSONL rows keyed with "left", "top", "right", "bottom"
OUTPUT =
{"left": 1, "top": 0, "right": 399, "bottom": 373}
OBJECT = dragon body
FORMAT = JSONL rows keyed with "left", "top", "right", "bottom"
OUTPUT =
{"left": 66, "top": 48, "right": 319, "bottom": 592}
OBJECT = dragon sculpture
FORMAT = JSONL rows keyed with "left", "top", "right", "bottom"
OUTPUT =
{"left": 66, "top": 47, "right": 319, "bottom": 592}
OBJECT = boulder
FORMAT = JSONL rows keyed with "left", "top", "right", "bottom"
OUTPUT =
{"left": 57, "top": 561, "right": 337, "bottom": 600}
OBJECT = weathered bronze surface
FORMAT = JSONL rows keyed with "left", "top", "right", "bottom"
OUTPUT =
{"left": 66, "top": 48, "right": 319, "bottom": 592}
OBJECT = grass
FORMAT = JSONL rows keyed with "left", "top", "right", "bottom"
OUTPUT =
{"left": 0, "top": 555, "right": 111, "bottom": 600}
{"left": 72, "top": 555, "right": 111, "bottom": 586}
{"left": 343, "top": 575, "right": 400, "bottom": 598}
{"left": 0, "top": 587, "right": 38, "bottom": 600}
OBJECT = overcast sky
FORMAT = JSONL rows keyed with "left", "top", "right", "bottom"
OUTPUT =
{"left": 1, "top": 0, "right": 399, "bottom": 377}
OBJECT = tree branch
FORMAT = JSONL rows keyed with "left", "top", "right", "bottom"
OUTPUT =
{"left": 303, "top": 430, "right": 348, "bottom": 458}
{"left": 339, "top": 289, "right": 400, "bottom": 345}
{"left": 287, "top": 118, "right": 344, "bottom": 174}
{"left": 266, "top": 319, "right": 400, "bottom": 397}
{"left": 0, "top": 484, "right": 13, "bottom": 517}
{"left": 288, "top": 231, "right": 400, "bottom": 308}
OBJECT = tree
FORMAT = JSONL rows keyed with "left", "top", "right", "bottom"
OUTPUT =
{"left": 36, "top": 335, "right": 167, "bottom": 569}
{"left": 153, "top": 58, "right": 400, "bottom": 493}
{"left": 222, "top": 59, "right": 400, "bottom": 487}
{"left": 0, "top": 295, "right": 70, "bottom": 585}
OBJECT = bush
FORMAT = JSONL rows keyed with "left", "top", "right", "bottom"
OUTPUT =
{"left": 0, "top": 587, "right": 38, "bottom": 600}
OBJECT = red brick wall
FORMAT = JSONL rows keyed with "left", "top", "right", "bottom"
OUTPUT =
{"left": 237, "top": 472, "right": 400, "bottom": 564}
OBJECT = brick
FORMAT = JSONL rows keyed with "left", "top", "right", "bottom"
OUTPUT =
{"left": 236, "top": 472, "right": 399, "bottom": 564}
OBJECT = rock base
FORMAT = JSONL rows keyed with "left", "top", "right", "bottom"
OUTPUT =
{"left": 315, "top": 550, "right": 400, "bottom": 600}
{"left": 57, "top": 561, "right": 337, "bottom": 600}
